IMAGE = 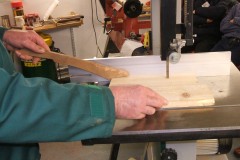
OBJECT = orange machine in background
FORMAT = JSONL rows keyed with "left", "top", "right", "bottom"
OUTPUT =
{"left": 101, "top": 0, "right": 151, "bottom": 55}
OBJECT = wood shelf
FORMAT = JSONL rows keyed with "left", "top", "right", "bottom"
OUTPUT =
{"left": 33, "top": 20, "right": 83, "bottom": 32}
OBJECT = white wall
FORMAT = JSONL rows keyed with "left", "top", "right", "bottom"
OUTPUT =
{"left": 0, "top": 0, "right": 150, "bottom": 58}
{"left": 0, "top": 0, "right": 107, "bottom": 59}
{"left": 42, "top": 0, "right": 107, "bottom": 58}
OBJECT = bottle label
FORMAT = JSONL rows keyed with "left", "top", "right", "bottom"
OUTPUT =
{"left": 24, "top": 62, "right": 42, "bottom": 67}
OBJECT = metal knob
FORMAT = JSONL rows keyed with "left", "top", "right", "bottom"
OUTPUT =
{"left": 169, "top": 51, "right": 181, "bottom": 64}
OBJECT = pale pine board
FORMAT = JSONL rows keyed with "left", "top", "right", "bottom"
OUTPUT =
{"left": 110, "top": 75, "right": 215, "bottom": 108}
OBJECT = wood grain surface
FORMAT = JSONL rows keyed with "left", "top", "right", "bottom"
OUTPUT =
{"left": 110, "top": 75, "right": 215, "bottom": 108}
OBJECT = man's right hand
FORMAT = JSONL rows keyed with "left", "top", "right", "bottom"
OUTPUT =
{"left": 3, "top": 29, "right": 50, "bottom": 63}
{"left": 110, "top": 85, "right": 168, "bottom": 119}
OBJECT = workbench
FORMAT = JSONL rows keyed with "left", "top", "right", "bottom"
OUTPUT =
{"left": 69, "top": 52, "right": 240, "bottom": 160}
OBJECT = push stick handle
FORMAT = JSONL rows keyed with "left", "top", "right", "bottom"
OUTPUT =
{"left": 19, "top": 49, "right": 129, "bottom": 80}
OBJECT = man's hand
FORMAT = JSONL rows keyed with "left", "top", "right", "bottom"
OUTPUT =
{"left": 110, "top": 85, "right": 168, "bottom": 119}
{"left": 2, "top": 29, "right": 50, "bottom": 63}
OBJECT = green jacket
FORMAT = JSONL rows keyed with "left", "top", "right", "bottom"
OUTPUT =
{"left": 0, "top": 27, "right": 115, "bottom": 160}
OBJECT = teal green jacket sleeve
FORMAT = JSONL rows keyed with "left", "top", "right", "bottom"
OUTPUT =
{"left": 0, "top": 27, "right": 116, "bottom": 144}
{"left": 0, "top": 70, "right": 116, "bottom": 143}
{"left": 0, "top": 27, "right": 8, "bottom": 40}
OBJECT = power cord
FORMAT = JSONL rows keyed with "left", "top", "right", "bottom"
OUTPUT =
{"left": 90, "top": 0, "right": 103, "bottom": 57}
{"left": 94, "top": 0, "right": 104, "bottom": 24}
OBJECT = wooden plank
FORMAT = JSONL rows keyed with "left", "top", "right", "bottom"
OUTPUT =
{"left": 110, "top": 75, "right": 215, "bottom": 108}
{"left": 19, "top": 49, "right": 129, "bottom": 80}
{"left": 89, "top": 52, "right": 231, "bottom": 78}
{"left": 111, "top": 75, "right": 198, "bottom": 86}
{"left": 69, "top": 52, "right": 231, "bottom": 83}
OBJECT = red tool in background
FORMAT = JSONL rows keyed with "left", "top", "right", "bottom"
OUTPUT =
{"left": 102, "top": 0, "right": 151, "bottom": 52}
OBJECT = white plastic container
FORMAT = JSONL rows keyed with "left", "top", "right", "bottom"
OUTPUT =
{"left": 43, "top": 0, "right": 59, "bottom": 21}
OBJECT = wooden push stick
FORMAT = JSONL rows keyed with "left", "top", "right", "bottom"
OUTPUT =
{"left": 19, "top": 49, "right": 129, "bottom": 80}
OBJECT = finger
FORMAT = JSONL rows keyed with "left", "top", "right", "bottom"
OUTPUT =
{"left": 15, "top": 50, "right": 33, "bottom": 60}
{"left": 19, "top": 54, "right": 33, "bottom": 60}
{"left": 146, "top": 95, "right": 168, "bottom": 109}
{"left": 134, "top": 113, "right": 146, "bottom": 119}
{"left": 32, "top": 57, "right": 41, "bottom": 64}
{"left": 36, "top": 38, "right": 50, "bottom": 51}
{"left": 16, "top": 49, "right": 41, "bottom": 63}
{"left": 23, "top": 40, "right": 46, "bottom": 53}
{"left": 144, "top": 88, "right": 168, "bottom": 107}
{"left": 31, "top": 31, "right": 50, "bottom": 51}
{"left": 142, "top": 106, "right": 156, "bottom": 115}
{"left": 4, "top": 43, "right": 16, "bottom": 52}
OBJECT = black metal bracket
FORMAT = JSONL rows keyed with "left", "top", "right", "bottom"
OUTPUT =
{"left": 160, "top": 0, "right": 193, "bottom": 60}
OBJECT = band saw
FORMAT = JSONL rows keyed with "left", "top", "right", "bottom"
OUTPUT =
{"left": 78, "top": 1, "right": 240, "bottom": 160}
{"left": 19, "top": 0, "right": 240, "bottom": 159}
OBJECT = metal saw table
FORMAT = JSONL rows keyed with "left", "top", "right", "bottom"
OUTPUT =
{"left": 69, "top": 53, "right": 240, "bottom": 160}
